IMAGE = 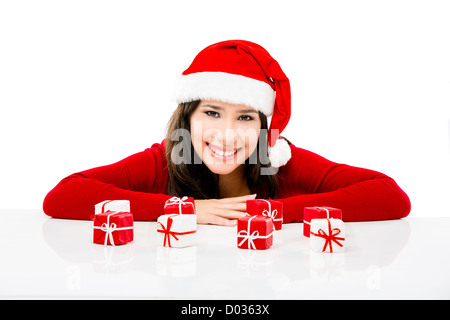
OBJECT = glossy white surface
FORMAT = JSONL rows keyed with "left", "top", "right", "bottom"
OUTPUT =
{"left": 1, "top": 210, "right": 449, "bottom": 299}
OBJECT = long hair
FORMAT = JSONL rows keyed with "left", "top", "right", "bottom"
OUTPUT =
{"left": 165, "top": 100, "right": 278, "bottom": 199}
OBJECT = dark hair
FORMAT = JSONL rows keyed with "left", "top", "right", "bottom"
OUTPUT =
{"left": 165, "top": 100, "right": 278, "bottom": 199}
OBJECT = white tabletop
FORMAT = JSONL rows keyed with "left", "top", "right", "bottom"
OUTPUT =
{"left": 1, "top": 210, "right": 449, "bottom": 300}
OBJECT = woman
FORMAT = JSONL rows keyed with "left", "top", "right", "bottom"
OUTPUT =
{"left": 43, "top": 40, "right": 411, "bottom": 225}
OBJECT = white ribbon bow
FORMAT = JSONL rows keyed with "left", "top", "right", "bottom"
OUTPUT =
{"left": 260, "top": 199, "right": 282, "bottom": 231}
{"left": 261, "top": 200, "right": 282, "bottom": 221}
{"left": 164, "top": 196, "right": 194, "bottom": 214}
{"left": 237, "top": 215, "right": 273, "bottom": 250}
{"left": 93, "top": 211, "right": 133, "bottom": 246}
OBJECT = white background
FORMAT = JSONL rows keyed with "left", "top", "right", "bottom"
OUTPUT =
{"left": 1, "top": 1, "right": 449, "bottom": 217}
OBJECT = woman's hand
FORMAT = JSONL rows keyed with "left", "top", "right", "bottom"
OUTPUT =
{"left": 195, "top": 194, "right": 256, "bottom": 226}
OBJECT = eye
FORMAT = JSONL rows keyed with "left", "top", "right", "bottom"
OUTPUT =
{"left": 238, "top": 115, "right": 254, "bottom": 121}
{"left": 205, "top": 111, "right": 220, "bottom": 118}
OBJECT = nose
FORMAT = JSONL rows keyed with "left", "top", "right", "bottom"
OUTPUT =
{"left": 224, "top": 127, "right": 237, "bottom": 145}
{"left": 211, "top": 119, "right": 238, "bottom": 147}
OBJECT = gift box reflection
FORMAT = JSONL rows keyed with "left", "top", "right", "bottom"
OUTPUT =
{"left": 156, "top": 246, "right": 197, "bottom": 277}
{"left": 308, "top": 251, "right": 345, "bottom": 281}
{"left": 236, "top": 249, "right": 274, "bottom": 278}
{"left": 92, "top": 245, "right": 134, "bottom": 274}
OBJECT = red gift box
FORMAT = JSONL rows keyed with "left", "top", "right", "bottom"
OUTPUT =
{"left": 164, "top": 196, "right": 195, "bottom": 215}
{"left": 247, "top": 199, "right": 283, "bottom": 230}
{"left": 237, "top": 215, "right": 273, "bottom": 250}
{"left": 303, "top": 206, "right": 342, "bottom": 237}
{"left": 93, "top": 211, "right": 134, "bottom": 245}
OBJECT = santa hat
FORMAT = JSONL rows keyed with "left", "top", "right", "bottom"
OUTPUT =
{"left": 175, "top": 40, "right": 292, "bottom": 167}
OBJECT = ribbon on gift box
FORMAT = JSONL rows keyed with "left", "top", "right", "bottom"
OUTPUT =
{"left": 157, "top": 215, "right": 197, "bottom": 247}
{"left": 303, "top": 207, "right": 332, "bottom": 227}
{"left": 93, "top": 211, "right": 133, "bottom": 246}
{"left": 164, "top": 196, "right": 194, "bottom": 215}
{"left": 237, "top": 215, "right": 273, "bottom": 250}
{"left": 90, "top": 200, "right": 116, "bottom": 220}
{"left": 100, "top": 200, "right": 114, "bottom": 213}
{"left": 310, "top": 219, "right": 344, "bottom": 253}
{"left": 261, "top": 199, "right": 282, "bottom": 228}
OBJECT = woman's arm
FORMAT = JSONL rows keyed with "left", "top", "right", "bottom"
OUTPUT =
{"left": 43, "top": 143, "right": 171, "bottom": 221}
{"left": 276, "top": 145, "right": 411, "bottom": 223}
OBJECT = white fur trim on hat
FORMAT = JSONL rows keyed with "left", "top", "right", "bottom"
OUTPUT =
{"left": 175, "top": 72, "right": 276, "bottom": 116}
{"left": 268, "top": 138, "right": 292, "bottom": 168}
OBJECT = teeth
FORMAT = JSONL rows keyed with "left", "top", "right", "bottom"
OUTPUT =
{"left": 209, "top": 145, "right": 237, "bottom": 157}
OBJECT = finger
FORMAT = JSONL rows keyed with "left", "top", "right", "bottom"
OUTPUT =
{"left": 213, "top": 209, "right": 247, "bottom": 220}
{"left": 218, "top": 195, "right": 256, "bottom": 211}
{"left": 218, "top": 202, "right": 247, "bottom": 212}
{"left": 220, "top": 194, "right": 257, "bottom": 203}
{"left": 200, "top": 214, "right": 237, "bottom": 227}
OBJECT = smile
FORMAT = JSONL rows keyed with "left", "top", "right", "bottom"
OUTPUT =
{"left": 207, "top": 143, "right": 241, "bottom": 159}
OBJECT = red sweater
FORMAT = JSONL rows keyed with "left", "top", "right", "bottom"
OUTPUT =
{"left": 43, "top": 140, "right": 411, "bottom": 223}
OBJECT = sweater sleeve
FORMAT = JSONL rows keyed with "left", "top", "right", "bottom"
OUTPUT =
{"left": 276, "top": 145, "right": 411, "bottom": 223}
{"left": 43, "top": 142, "right": 172, "bottom": 221}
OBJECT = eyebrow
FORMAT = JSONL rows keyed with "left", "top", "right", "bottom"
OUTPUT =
{"left": 200, "top": 104, "right": 259, "bottom": 114}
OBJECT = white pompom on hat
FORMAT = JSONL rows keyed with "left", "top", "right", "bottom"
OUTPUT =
{"left": 175, "top": 40, "right": 292, "bottom": 167}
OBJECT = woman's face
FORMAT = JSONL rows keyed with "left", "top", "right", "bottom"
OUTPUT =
{"left": 190, "top": 100, "right": 261, "bottom": 175}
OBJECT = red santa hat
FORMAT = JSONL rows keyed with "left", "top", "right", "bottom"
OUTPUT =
{"left": 175, "top": 40, "right": 292, "bottom": 167}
